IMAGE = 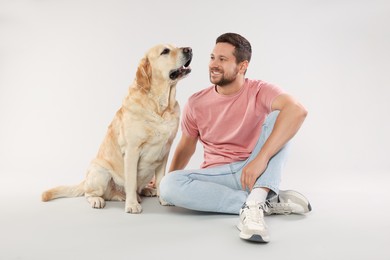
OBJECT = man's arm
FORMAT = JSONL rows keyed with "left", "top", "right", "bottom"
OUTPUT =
{"left": 169, "top": 134, "right": 198, "bottom": 172}
{"left": 241, "top": 93, "right": 308, "bottom": 191}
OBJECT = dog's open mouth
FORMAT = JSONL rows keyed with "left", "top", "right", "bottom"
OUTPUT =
{"left": 169, "top": 57, "right": 192, "bottom": 80}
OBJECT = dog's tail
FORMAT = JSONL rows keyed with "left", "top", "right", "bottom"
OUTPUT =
{"left": 41, "top": 181, "right": 85, "bottom": 202}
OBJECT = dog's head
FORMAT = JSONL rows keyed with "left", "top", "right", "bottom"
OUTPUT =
{"left": 136, "top": 44, "right": 192, "bottom": 92}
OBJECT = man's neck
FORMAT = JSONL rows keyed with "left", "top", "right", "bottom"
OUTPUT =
{"left": 215, "top": 77, "right": 245, "bottom": 95}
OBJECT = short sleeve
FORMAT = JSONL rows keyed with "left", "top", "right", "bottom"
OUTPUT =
{"left": 257, "top": 82, "right": 285, "bottom": 113}
{"left": 181, "top": 101, "right": 199, "bottom": 137}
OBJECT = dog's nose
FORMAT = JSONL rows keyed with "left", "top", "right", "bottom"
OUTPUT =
{"left": 182, "top": 47, "right": 192, "bottom": 54}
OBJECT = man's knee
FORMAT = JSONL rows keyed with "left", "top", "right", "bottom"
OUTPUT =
{"left": 265, "top": 110, "right": 280, "bottom": 126}
{"left": 159, "top": 172, "right": 181, "bottom": 203}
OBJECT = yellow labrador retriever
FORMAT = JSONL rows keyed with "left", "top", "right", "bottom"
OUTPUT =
{"left": 42, "top": 44, "right": 192, "bottom": 213}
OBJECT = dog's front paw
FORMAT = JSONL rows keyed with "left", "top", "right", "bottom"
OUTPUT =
{"left": 125, "top": 202, "right": 142, "bottom": 213}
{"left": 159, "top": 197, "right": 173, "bottom": 206}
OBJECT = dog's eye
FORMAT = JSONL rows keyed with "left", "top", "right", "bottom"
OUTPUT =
{"left": 160, "top": 48, "right": 170, "bottom": 55}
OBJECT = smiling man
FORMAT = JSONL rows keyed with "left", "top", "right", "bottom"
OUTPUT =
{"left": 160, "top": 32, "right": 312, "bottom": 243}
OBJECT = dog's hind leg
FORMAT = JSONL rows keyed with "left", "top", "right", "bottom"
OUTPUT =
{"left": 104, "top": 180, "right": 126, "bottom": 201}
{"left": 84, "top": 164, "right": 111, "bottom": 209}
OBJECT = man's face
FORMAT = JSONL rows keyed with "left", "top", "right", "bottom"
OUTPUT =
{"left": 209, "top": 42, "right": 240, "bottom": 86}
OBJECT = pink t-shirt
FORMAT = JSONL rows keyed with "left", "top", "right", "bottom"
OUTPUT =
{"left": 181, "top": 78, "right": 284, "bottom": 168}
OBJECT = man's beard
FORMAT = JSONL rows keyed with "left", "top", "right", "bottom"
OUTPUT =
{"left": 209, "top": 68, "right": 239, "bottom": 86}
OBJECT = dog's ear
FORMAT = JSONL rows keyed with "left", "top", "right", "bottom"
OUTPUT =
{"left": 136, "top": 57, "right": 152, "bottom": 93}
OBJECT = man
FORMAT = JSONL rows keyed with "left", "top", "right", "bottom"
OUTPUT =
{"left": 159, "top": 32, "right": 311, "bottom": 243}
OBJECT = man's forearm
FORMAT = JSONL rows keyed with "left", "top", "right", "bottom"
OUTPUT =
{"left": 257, "top": 103, "right": 307, "bottom": 163}
{"left": 169, "top": 151, "right": 192, "bottom": 172}
{"left": 168, "top": 135, "right": 198, "bottom": 172}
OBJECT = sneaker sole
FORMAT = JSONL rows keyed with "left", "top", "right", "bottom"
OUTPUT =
{"left": 279, "top": 190, "right": 312, "bottom": 213}
{"left": 240, "top": 234, "right": 270, "bottom": 243}
{"left": 237, "top": 223, "right": 270, "bottom": 243}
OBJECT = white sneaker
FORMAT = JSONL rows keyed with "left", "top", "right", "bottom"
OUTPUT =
{"left": 237, "top": 201, "right": 270, "bottom": 243}
{"left": 266, "top": 190, "right": 312, "bottom": 215}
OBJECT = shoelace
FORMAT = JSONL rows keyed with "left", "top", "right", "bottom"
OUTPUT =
{"left": 266, "top": 200, "right": 293, "bottom": 215}
{"left": 242, "top": 203, "right": 267, "bottom": 225}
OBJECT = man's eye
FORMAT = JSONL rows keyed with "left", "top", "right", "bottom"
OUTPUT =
{"left": 161, "top": 48, "right": 170, "bottom": 55}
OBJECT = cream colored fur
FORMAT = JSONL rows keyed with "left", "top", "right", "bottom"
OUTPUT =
{"left": 42, "top": 44, "right": 192, "bottom": 213}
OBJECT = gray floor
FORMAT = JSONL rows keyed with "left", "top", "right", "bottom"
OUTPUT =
{"left": 1, "top": 172, "right": 388, "bottom": 260}
{"left": 1, "top": 1, "right": 389, "bottom": 259}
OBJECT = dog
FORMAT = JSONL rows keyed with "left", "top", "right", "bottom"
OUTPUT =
{"left": 42, "top": 44, "right": 192, "bottom": 213}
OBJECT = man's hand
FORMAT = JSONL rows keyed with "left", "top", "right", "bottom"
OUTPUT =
{"left": 240, "top": 94, "right": 307, "bottom": 191}
{"left": 241, "top": 157, "right": 268, "bottom": 191}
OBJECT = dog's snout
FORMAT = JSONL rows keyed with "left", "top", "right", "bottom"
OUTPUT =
{"left": 182, "top": 47, "right": 192, "bottom": 54}
{"left": 181, "top": 47, "right": 192, "bottom": 70}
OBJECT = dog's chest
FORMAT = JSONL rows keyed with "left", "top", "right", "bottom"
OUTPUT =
{"left": 133, "top": 111, "right": 179, "bottom": 164}
{"left": 144, "top": 119, "right": 177, "bottom": 156}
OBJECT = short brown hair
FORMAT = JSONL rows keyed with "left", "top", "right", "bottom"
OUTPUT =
{"left": 216, "top": 33, "right": 252, "bottom": 64}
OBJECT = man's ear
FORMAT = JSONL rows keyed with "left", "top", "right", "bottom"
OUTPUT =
{"left": 136, "top": 57, "right": 152, "bottom": 93}
{"left": 239, "top": 60, "right": 249, "bottom": 74}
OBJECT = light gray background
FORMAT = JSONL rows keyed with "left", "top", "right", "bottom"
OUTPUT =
{"left": 1, "top": 1, "right": 389, "bottom": 259}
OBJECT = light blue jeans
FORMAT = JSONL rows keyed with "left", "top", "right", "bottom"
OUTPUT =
{"left": 159, "top": 111, "right": 289, "bottom": 214}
